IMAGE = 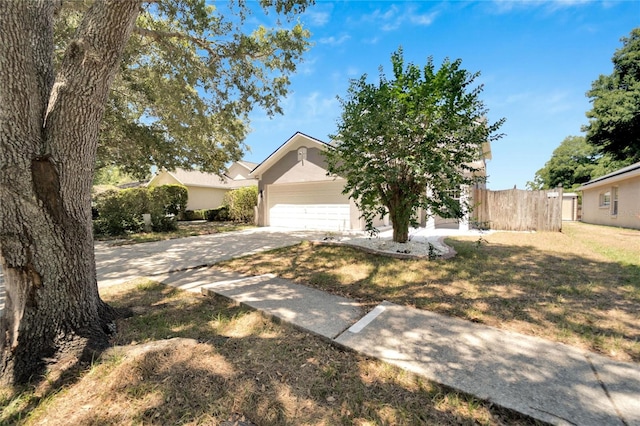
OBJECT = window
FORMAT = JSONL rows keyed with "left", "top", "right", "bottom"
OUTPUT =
{"left": 611, "top": 186, "right": 618, "bottom": 216}
{"left": 599, "top": 191, "right": 610, "bottom": 208}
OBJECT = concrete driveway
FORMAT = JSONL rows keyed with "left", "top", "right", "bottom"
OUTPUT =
{"left": 95, "top": 227, "right": 327, "bottom": 287}
{"left": 0, "top": 227, "right": 329, "bottom": 312}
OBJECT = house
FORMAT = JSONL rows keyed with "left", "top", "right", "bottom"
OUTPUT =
{"left": 577, "top": 161, "right": 640, "bottom": 229}
{"left": 250, "top": 132, "right": 489, "bottom": 232}
{"left": 147, "top": 162, "right": 258, "bottom": 211}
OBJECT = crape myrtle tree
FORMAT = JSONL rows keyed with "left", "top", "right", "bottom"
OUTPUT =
{"left": 325, "top": 49, "right": 504, "bottom": 243}
{"left": 0, "top": 0, "right": 311, "bottom": 386}
{"left": 583, "top": 27, "right": 640, "bottom": 163}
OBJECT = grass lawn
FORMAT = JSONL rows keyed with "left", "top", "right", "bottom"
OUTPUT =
{"left": 0, "top": 279, "right": 538, "bottom": 425}
{"left": 95, "top": 221, "right": 254, "bottom": 245}
{"left": 2, "top": 221, "right": 636, "bottom": 424}
{"left": 221, "top": 221, "right": 640, "bottom": 363}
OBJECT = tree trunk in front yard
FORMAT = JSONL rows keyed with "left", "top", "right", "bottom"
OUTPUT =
{"left": 387, "top": 186, "right": 411, "bottom": 243}
{"left": 0, "top": 0, "right": 140, "bottom": 386}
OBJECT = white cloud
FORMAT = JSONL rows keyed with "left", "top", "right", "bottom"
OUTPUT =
{"left": 318, "top": 34, "right": 351, "bottom": 46}
{"left": 304, "top": 91, "right": 339, "bottom": 119}
{"left": 305, "top": 10, "right": 330, "bottom": 27}
{"left": 491, "top": 0, "right": 591, "bottom": 13}
{"left": 363, "top": 4, "right": 438, "bottom": 32}
{"left": 297, "top": 56, "right": 317, "bottom": 75}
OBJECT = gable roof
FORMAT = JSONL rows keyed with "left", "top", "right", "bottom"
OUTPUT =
{"left": 148, "top": 168, "right": 256, "bottom": 189}
{"left": 577, "top": 161, "right": 640, "bottom": 190}
{"left": 250, "top": 131, "right": 329, "bottom": 176}
{"left": 236, "top": 160, "right": 259, "bottom": 171}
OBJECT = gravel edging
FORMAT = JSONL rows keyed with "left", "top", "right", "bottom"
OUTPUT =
{"left": 311, "top": 236, "right": 457, "bottom": 260}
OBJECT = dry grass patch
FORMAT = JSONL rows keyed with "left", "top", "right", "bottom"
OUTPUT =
{"left": 0, "top": 279, "right": 539, "bottom": 425}
{"left": 221, "top": 222, "right": 640, "bottom": 362}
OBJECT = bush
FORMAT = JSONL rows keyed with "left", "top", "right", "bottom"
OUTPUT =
{"left": 93, "top": 184, "right": 187, "bottom": 236}
{"left": 182, "top": 210, "right": 206, "bottom": 221}
{"left": 93, "top": 188, "right": 146, "bottom": 236}
{"left": 151, "top": 184, "right": 187, "bottom": 217}
{"left": 205, "top": 206, "right": 230, "bottom": 222}
{"left": 223, "top": 186, "right": 257, "bottom": 223}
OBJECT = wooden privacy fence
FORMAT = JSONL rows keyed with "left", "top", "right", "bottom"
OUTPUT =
{"left": 472, "top": 187, "right": 563, "bottom": 232}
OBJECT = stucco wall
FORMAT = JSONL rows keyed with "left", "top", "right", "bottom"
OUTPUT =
{"left": 149, "top": 172, "right": 228, "bottom": 211}
{"left": 260, "top": 147, "right": 333, "bottom": 187}
{"left": 581, "top": 175, "right": 640, "bottom": 229}
{"left": 187, "top": 187, "right": 227, "bottom": 210}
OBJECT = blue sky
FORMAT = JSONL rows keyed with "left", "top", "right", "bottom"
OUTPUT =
{"left": 242, "top": 0, "right": 639, "bottom": 190}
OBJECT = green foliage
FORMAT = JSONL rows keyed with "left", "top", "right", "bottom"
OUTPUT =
{"left": 527, "top": 136, "right": 634, "bottom": 190}
{"left": 93, "top": 189, "right": 148, "bottom": 236}
{"left": 54, "top": 0, "right": 313, "bottom": 179}
{"left": 181, "top": 210, "right": 206, "bottom": 221}
{"left": 325, "top": 48, "right": 504, "bottom": 243}
{"left": 93, "top": 165, "right": 137, "bottom": 186}
{"left": 527, "top": 136, "right": 599, "bottom": 190}
{"left": 206, "top": 206, "right": 231, "bottom": 222}
{"left": 223, "top": 186, "right": 258, "bottom": 223}
{"left": 93, "top": 185, "right": 187, "bottom": 235}
{"left": 150, "top": 184, "right": 188, "bottom": 216}
{"left": 583, "top": 27, "right": 640, "bottom": 163}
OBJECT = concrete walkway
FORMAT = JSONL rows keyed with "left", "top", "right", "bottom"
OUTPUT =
{"left": 158, "top": 268, "right": 639, "bottom": 426}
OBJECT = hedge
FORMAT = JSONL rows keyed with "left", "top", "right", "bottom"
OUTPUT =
{"left": 93, "top": 184, "right": 188, "bottom": 236}
{"left": 223, "top": 186, "right": 257, "bottom": 223}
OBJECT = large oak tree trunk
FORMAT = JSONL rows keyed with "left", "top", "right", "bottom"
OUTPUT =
{"left": 0, "top": 0, "right": 140, "bottom": 386}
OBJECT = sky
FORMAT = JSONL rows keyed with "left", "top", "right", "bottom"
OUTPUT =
{"left": 240, "top": 0, "right": 639, "bottom": 190}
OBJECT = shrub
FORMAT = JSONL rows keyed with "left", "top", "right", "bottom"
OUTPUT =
{"left": 223, "top": 186, "right": 257, "bottom": 223}
{"left": 93, "top": 188, "right": 147, "bottom": 236}
{"left": 182, "top": 210, "right": 206, "bottom": 221}
{"left": 205, "top": 206, "right": 230, "bottom": 222}
{"left": 93, "top": 184, "right": 187, "bottom": 236}
{"left": 151, "top": 184, "right": 187, "bottom": 217}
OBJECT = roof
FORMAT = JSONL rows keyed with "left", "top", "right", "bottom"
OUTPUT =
{"left": 236, "top": 160, "right": 259, "bottom": 171}
{"left": 250, "top": 131, "right": 329, "bottom": 176}
{"left": 149, "top": 168, "right": 257, "bottom": 189}
{"left": 576, "top": 161, "right": 640, "bottom": 191}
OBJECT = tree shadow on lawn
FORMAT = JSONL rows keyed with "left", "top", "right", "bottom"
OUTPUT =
{"left": 2, "top": 280, "right": 540, "bottom": 426}
{"left": 224, "top": 241, "right": 640, "bottom": 362}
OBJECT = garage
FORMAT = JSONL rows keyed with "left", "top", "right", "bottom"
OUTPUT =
{"left": 267, "top": 180, "right": 352, "bottom": 231}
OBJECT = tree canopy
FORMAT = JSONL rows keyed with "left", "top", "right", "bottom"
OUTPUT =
{"left": 325, "top": 49, "right": 504, "bottom": 243}
{"left": 527, "top": 135, "right": 632, "bottom": 191}
{"left": 55, "top": 0, "right": 311, "bottom": 179}
{"left": 583, "top": 27, "right": 640, "bottom": 163}
{"left": 527, "top": 136, "right": 599, "bottom": 190}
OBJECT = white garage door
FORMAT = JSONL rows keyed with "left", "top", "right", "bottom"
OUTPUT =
{"left": 268, "top": 181, "right": 351, "bottom": 231}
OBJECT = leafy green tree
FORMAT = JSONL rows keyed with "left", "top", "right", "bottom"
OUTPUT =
{"left": 583, "top": 27, "right": 640, "bottom": 163}
{"left": 0, "top": 0, "right": 310, "bottom": 386}
{"left": 527, "top": 136, "right": 599, "bottom": 190}
{"left": 55, "top": 0, "right": 311, "bottom": 178}
{"left": 325, "top": 49, "right": 504, "bottom": 243}
{"left": 527, "top": 136, "right": 633, "bottom": 190}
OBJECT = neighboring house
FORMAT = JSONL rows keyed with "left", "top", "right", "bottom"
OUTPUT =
{"left": 227, "top": 160, "right": 259, "bottom": 180}
{"left": 577, "top": 161, "right": 640, "bottom": 230}
{"left": 250, "top": 131, "right": 490, "bottom": 232}
{"left": 148, "top": 163, "right": 257, "bottom": 211}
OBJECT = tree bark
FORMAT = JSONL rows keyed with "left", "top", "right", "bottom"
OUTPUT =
{"left": 387, "top": 183, "right": 411, "bottom": 243}
{"left": 0, "top": 0, "right": 140, "bottom": 386}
